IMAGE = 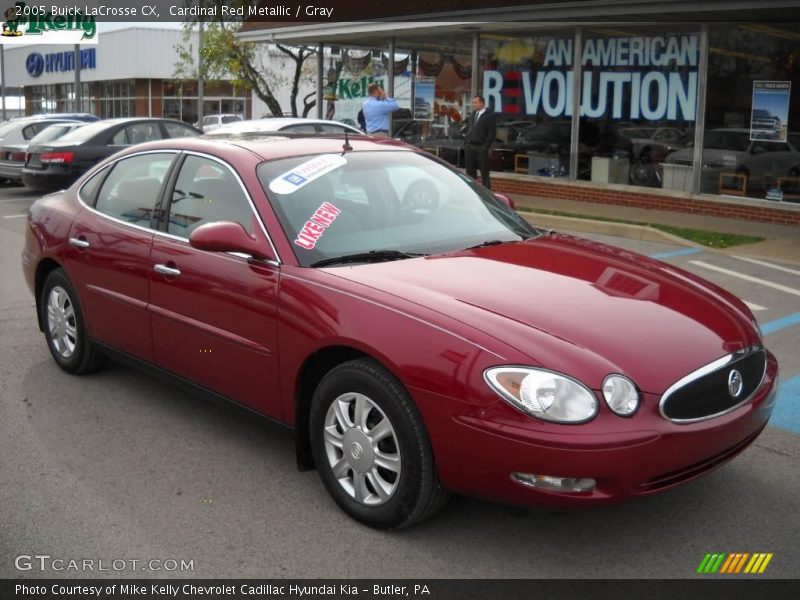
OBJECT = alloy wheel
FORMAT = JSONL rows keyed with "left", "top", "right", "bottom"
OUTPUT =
{"left": 323, "top": 392, "right": 402, "bottom": 506}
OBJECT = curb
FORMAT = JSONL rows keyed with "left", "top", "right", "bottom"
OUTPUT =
{"left": 519, "top": 212, "right": 700, "bottom": 248}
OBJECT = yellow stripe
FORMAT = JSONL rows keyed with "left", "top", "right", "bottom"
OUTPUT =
{"left": 758, "top": 553, "right": 773, "bottom": 574}
{"left": 734, "top": 553, "right": 749, "bottom": 573}
{"left": 748, "top": 554, "right": 765, "bottom": 573}
{"left": 720, "top": 554, "right": 736, "bottom": 573}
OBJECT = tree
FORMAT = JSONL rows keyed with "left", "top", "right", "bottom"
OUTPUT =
{"left": 173, "top": 2, "right": 317, "bottom": 117}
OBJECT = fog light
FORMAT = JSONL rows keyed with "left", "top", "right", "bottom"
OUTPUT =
{"left": 512, "top": 472, "right": 596, "bottom": 493}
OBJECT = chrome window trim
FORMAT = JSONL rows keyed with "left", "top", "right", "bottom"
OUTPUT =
{"left": 75, "top": 148, "right": 282, "bottom": 267}
{"left": 659, "top": 346, "right": 767, "bottom": 424}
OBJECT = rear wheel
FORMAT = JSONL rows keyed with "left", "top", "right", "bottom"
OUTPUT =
{"left": 41, "top": 269, "right": 106, "bottom": 374}
{"left": 310, "top": 358, "right": 449, "bottom": 529}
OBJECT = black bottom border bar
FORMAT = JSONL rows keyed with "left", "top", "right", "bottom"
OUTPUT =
{"left": 2, "top": 579, "right": 799, "bottom": 600}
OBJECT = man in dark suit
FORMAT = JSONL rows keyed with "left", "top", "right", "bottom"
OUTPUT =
{"left": 464, "top": 95, "right": 496, "bottom": 187}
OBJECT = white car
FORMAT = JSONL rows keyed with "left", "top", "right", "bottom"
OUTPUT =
{"left": 665, "top": 128, "right": 800, "bottom": 192}
{"left": 205, "top": 117, "right": 365, "bottom": 137}
{"left": 195, "top": 114, "right": 244, "bottom": 133}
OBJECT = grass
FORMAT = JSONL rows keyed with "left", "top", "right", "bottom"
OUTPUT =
{"left": 516, "top": 207, "right": 765, "bottom": 249}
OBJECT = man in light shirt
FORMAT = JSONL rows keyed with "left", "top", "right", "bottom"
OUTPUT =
{"left": 362, "top": 83, "right": 400, "bottom": 137}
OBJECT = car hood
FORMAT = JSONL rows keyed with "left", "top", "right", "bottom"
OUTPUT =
{"left": 327, "top": 234, "right": 759, "bottom": 394}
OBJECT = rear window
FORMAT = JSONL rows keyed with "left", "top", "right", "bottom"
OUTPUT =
{"left": 56, "top": 120, "right": 113, "bottom": 143}
{"left": 29, "top": 124, "right": 82, "bottom": 145}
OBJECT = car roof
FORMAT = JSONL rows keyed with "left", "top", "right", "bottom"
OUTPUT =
{"left": 123, "top": 134, "right": 412, "bottom": 162}
{"left": 208, "top": 118, "right": 363, "bottom": 134}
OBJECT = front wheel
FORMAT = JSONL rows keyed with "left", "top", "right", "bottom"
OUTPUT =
{"left": 309, "top": 359, "right": 449, "bottom": 529}
{"left": 41, "top": 269, "right": 106, "bottom": 374}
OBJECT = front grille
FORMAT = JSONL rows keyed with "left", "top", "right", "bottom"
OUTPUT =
{"left": 661, "top": 349, "right": 766, "bottom": 422}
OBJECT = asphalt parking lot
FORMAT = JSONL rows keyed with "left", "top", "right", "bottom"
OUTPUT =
{"left": 1, "top": 184, "right": 798, "bottom": 579}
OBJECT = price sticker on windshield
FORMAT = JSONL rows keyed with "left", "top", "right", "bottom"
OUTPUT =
{"left": 269, "top": 154, "right": 347, "bottom": 195}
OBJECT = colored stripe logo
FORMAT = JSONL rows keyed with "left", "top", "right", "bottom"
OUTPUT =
{"left": 697, "top": 553, "right": 773, "bottom": 574}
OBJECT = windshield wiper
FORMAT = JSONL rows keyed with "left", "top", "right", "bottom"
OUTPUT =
{"left": 462, "top": 240, "right": 507, "bottom": 251}
{"left": 310, "top": 250, "right": 426, "bottom": 268}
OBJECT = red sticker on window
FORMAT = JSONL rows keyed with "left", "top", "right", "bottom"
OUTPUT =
{"left": 294, "top": 202, "right": 341, "bottom": 250}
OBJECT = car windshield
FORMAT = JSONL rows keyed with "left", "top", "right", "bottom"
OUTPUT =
{"left": 258, "top": 151, "right": 539, "bottom": 267}
{"left": 703, "top": 131, "right": 750, "bottom": 151}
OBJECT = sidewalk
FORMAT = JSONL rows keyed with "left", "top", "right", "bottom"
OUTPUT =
{"left": 511, "top": 194, "right": 800, "bottom": 265}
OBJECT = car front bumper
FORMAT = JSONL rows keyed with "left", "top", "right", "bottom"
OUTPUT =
{"left": 414, "top": 351, "right": 778, "bottom": 509}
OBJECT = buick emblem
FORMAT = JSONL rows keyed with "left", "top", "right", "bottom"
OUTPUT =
{"left": 350, "top": 442, "right": 364, "bottom": 460}
{"left": 728, "top": 369, "right": 744, "bottom": 398}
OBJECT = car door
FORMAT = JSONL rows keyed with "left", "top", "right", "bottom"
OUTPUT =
{"left": 148, "top": 153, "right": 282, "bottom": 418}
{"left": 64, "top": 151, "right": 178, "bottom": 361}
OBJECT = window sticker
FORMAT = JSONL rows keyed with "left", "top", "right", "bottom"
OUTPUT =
{"left": 294, "top": 202, "right": 341, "bottom": 250}
{"left": 268, "top": 154, "right": 347, "bottom": 194}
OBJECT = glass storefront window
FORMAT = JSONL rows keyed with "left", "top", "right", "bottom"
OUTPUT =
{"left": 579, "top": 26, "right": 699, "bottom": 188}
{"left": 704, "top": 24, "right": 800, "bottom": 202}
{"left": 480, "top": 30, "right": 575, "bottom": 177}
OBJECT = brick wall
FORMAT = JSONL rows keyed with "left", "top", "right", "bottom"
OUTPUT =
{"left": 490, "top": 176, "right": 800, "bottom": 227}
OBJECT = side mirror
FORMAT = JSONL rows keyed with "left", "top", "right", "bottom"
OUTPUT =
{"left": 189, "top": 221, "right": 274, "bottom": 261}
{"left": 494, "top": 193, "right": 515, "bottom": 209}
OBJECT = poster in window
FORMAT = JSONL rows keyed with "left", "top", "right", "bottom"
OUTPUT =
{"left": 750, "top": 81, "right": 790, "bottom": 142}
{"left": 413, "top": 78, "right": 435, "bottom": 121}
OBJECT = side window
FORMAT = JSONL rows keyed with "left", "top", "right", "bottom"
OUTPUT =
{"left": 164, "top": 122, "right": 201, "bottom": 138}
{"left": 78, "top": 166, "right": 109, "bottom": 206}
{"left": 319, "top": 124, "right": 356, "bottom": 134}
{"left": 125, "top": 123, "right": 163, "bottom": 144}
{"left": 94, "top": 153, "right": 175, "bottom": 227}
{"left": 111, "top": 128, "right": 130, "bottom": 145}
{"left": 283, "top": 124, "right": 316, "bottom": 133}
{"left": 167, "top": 155, "right": 254, "bottom": 237}
{"left": 203, "top": 116, "right": 217, "bottom": 126}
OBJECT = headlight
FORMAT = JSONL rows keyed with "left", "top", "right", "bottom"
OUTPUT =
{"left": 484, "top": 367, "right": 598, "bottom": 423}
{"left": 602, "top": 374, "right": 640, "bottom": 417}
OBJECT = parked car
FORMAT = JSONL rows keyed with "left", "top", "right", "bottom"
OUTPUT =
{"left": 22, "top": 134, "right": 776, "bottom": 529}
{"left": 26, "top": 113, "right": 100, "bottom": 123}
{"left": 22, "top": 118, "right": 201, "bottom": 192}
{"left": 619, "top": 126, "right": 692, "bottom": 186}
{"left": 206, "top": 117, "right": 365, "bottom": 137}
{"left": 195, "top": 114, "right": 244, "bottom": 132}
{"left": 665, "top": 128, "right": 800, "bottom": 194}
{"left": 0, "top": 117, "right": 85, "bottom": 183}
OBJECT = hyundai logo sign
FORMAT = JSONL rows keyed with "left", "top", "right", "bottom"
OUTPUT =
{"left": 25, "top": 53, "right": 44, "bottom": 78}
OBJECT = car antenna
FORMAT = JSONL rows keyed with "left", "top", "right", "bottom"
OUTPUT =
{"left": 342, "top": 129, "right": 353, "bottom": 153}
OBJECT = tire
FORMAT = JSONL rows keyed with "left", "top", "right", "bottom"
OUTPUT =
{"left": 309, "top": 358, "right": 449, "bottom": 530}
{"left": 40, "top": 269, "right": 106, "bottom": 374}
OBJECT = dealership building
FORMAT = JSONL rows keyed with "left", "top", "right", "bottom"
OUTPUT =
{"left": 241, "top": 0, "right": 800, "bottom": 226}
{"left": 2, "top": 27, "right": 252, "bottom": 124}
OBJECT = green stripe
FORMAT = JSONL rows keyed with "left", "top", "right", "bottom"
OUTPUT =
{"left": 697, "top": 554, "right": 712, "bottom": 573}
{"left": 711, "top": 554, "right": 727, "bottom": 573}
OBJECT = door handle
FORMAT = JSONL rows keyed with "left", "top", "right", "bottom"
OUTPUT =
{"left": 68, "top": 237, "right": 90, "bottom": 249}
{"left": 154, "top": 264, "right": 181, "bottom": 277}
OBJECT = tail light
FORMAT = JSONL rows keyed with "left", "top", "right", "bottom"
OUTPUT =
{"left": 24, "top": 152, "right": 30, "bottom": 163}
{"left": 9, "top": 152, "right": 26, "bottom": 162}
{"left": 40, "top": 151, "right": 74, "bottom": 164}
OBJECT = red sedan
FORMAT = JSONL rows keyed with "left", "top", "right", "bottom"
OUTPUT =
{"left": 21, "top": 134, "right": 777, "bottom": 529}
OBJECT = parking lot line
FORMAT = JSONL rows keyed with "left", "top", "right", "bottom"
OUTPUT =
{"left": 743, "top": 301, "right": 767, "bottom": 311}
{"left": 732, "top": 255, "right": 800, "bottom": 277}
{"left": 689, "top": 260, "right": 800, "bottom": 298}
{"left": 648, "top": 248, "right": 703, "bottom": 260}
{"left": 761, "top": 312, "right": 800, "bottom": 336}
{"left": 771, "top": 374, "right": 800, "bottom": 434}
{"left": 2, "top": 214, "right": 27, "bottom": 219}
